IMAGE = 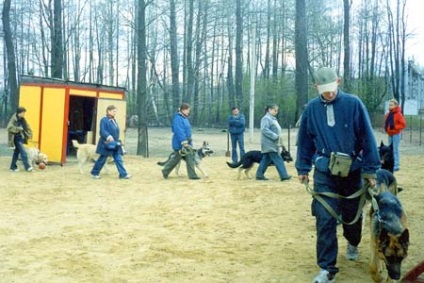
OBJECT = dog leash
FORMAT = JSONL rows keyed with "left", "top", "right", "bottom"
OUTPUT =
{"left": 303, "top": 181, "right": 368, "bottom": 226}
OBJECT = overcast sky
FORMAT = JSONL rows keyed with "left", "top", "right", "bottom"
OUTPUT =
{"left": 405, "top": 0, "right": 424, "bottom": 66}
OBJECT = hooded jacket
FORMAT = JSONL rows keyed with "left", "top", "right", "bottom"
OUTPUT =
{"left": 384, "top": 105, "right": 406, "bottom": 136}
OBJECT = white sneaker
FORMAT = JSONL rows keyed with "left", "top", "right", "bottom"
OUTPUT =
{"left": 10, "top": 168, "right": 20, "bottom": 172}
{"left": 91, "top": 174, "right": 101, "bottom": 179}
{"left": 27, "top": 167, "right": 33, "bottom": 172}
{"left": 312, "top": 270, "right": 335, "bottom": 283}
{"left": 346, "top": 243, "right": 359, "bottom": 261}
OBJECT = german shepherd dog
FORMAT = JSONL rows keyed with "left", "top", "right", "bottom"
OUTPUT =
{"left": 369, "top": 190, "right": 409, "bottom": 282}
{"left": 157, "top": 141, "right": 213, "bottom": 177}
{"left": 226, "top": 147, "right": 293, "bottom": 179}
{"left": 379, "top": 141, "right": 394, "bottom": 173}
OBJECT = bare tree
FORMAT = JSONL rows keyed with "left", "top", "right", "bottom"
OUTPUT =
{"left": 51, "top": 0, "right": 63, "bottom": 78}
{"left": 136, "top": 0, "right": 149, "bottom": 157}
{"left": 169, "top": 0, "right": 180, "bottom": 112}
{"left": 343, "top": 0, "right": 351, "bottom": 91}
{"left": 2, "top": 0, "right": 18, "bottom": 114}
{"left": 295, "top": 0, "right": 308, "bottom": 121}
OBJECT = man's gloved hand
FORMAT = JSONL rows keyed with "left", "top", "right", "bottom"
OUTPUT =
{"left": 17, "top": 126, "right": 24, "bottom": 131}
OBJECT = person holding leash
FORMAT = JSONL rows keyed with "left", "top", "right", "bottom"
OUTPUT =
{"left": 384, "top": 98, "right": 406, "bottom": 171}
{"left": 7, "top": 107, "right": 33, "bottom": 172}
{"left": 161, "top": 103, "right": 200, "bottom": 180}
{"left": 255, "top": 104, "right": 291, "bottom": 181}
{"left": 91, "top": 105, "right": 131, "bottom": 179}
{"left": 295, "top": 67, "right": 381, "bottom": 283}
{"left": 228, "top": 106, "right": 246, "bottom": 165}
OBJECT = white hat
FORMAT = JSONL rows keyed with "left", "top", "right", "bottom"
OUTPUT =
{"left": 314, "top": 68, "right": 338, "bottom": 94}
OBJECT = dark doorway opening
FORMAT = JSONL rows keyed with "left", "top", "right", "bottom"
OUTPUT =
{"left": 67, "top": 96, "right": 96, "bottom": 155}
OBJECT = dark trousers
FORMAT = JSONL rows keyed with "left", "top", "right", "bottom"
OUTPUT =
{"left": 230, "top": 133, "right": 245, "bottom": 164}
{"left": 10, "top": 136, "right": 31, "bottom": 170}
{"left": 162, "top": 150, "right": 198, "bottom": 179}
{"left": 91, "top": 151, "right": 128, "bottom": 178}
{"left": 312, "top": 169, "right": 363, "bottom": 275}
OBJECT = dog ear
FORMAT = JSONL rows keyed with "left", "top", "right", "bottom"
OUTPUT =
{"left": 380, "top": 140, "right": 384, "bottom": 147}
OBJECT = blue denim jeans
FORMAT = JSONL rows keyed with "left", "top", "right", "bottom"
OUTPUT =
{"left": 388, "top": 134, "right": 401, "bottom": 170}
{"left": 10, "top": 136, "right": 31, "bottom": 170}
{"left": 91, "top": 151, "right": 128, "bottom": 178}
{"left": 256, "top": 151, "right": 290, "bottom": 179}
{"left": 311, "top": 169, "right": 363, "bottom": 275}
{"left": 230, "top": 133, "right": 245, "bottom": 164}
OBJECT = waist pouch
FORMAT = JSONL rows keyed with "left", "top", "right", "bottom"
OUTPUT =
{"left": 328, "top": 152, "right": 353, "bottom": 177}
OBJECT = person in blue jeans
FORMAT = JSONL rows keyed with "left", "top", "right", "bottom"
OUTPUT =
{"left": 7, "top": 107, "right": 33, "bottom": 172}
{"left": 228, "top": 106, "right": 245, "bottom": 164}
{"left": 255, "top": 104, "right": 291, "bottom": 181}
{"left": 91, "top": 105, "right": 130, "bottom": 179}
{"left": 296, "top": 67, "right": 380, "bottom": 283}
{"left": 384, "top": 98, "right": 406, "bottom": 171}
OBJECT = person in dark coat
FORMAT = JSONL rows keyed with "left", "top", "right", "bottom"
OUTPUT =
{"left": 91, "top": 105, "right": 130, "bottom": 179}
{"left": 228, "top": 106, "right": 246, "bottom": 164}
{"left": 7, "top": 107, "right": 33, "bottom": 172}
{"left": 296, "top": 67, "right": 381, "bottom": 283}
{"left": 161, "top": 103, "right": 199, "bottom": 180}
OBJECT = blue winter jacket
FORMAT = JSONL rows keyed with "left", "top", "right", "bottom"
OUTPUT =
{"left": 228, "top": 113, "right": 246, "bottom": 135}
{"left": 295, "top": 90, "right": 380, "bottom": 177}
{"left": 171, "top": 112, "right": 193, "bottom": 151}
{"left": 96, "top": 115, "right": 124, "bottom": 155}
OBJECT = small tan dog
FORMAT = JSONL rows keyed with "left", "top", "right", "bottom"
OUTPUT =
{"left": 71, "top": 140, "right": 111, "bottom": 174}
{"left": 25, "top": 147, "right": 49, "bottom": 167}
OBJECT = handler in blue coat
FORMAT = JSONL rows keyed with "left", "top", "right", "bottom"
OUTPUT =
{"left": 295, "top": 67, "right": 380, "bottom": 283}
{"left": 91, "top": 105, "right": 130, "bottom": 179}
{"left": 228, "top": 106, "right": 245, "bottom": 164}
{"left": 161, "top": 103, "right": 199, "bottom": 180}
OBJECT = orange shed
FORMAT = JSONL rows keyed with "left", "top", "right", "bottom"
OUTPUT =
{"left": 18, "top": 76, "right": 127, "bottom": 165}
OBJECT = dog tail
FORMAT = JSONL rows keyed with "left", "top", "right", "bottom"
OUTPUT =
{"left": 226, "top": 161, "right": 242, "bottom": 168}
{"left": 71, "top": 140, "right": 80, "bottom": 148}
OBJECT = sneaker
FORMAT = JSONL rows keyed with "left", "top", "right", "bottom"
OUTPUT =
{"left": 161, "top": 170, "right": 168, "bottom": 179}
{"left": 27, "top": 167, "right": 33, "bottom": 172}
{"left": 120, "top": 174, "right": 131, "bottom": 179}
{"left": 256, "top": 176, "right": 269, "bottom": 181}
{"left": 189, "top": 176, "right": 200, "bottom": 180}
{"left": 281, "top": 175, "right": 292, "bottom": 181}
{"left": 91, "top": 174, "right": 101, "bottom": 179}
{"left": 346, "top": 243, "right": 359, "bottom": 261}
{"left": 312, "top": 270, "right": 335, "bottom": 283}
{"left": 10, "top": 168, "right": 20, "bottom": 172}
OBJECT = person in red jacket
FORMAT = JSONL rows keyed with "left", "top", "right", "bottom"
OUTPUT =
{"left": 384, "top": 99, "right": 406, "bottom": 171}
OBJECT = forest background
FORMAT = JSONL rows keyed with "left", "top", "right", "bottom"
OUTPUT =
{"left": 1, "top": 0, "right": 423, "bottom": 155}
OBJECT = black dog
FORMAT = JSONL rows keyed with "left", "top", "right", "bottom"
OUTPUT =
{"left": 226, "top": 148, "right": 293, "bottom": 179}
{"left": 379, "top": 141, "right": 394, "bottom": 173}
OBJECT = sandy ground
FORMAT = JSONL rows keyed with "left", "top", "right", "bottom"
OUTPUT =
{"left": 0, "top": 127, "right": 423, "bottom": 283}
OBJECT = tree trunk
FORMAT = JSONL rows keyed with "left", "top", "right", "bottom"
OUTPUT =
{"left": 136, "top": 0, "right": 149, "bottom": 157}
{"left": 2, "top": 0, "right": 18, "bottom": 113}
{"left": 343, "top": 0, "right": 351, "bottom": 91}
{"left": 295, "top": 0, "right": 308, "bottom": 122}
{"left": 169, "top": 0, "right": 180, "bottom": 112}
{"left": 235, "top": 0, "right": 243, "bottom": 108}
{"left": 51, "top": 0, "right": 63, "bottom": 78}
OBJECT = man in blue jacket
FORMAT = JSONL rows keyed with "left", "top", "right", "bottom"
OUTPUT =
{"left": 228, "top": 106, "right": 245, "bottom": 164}
{"left": 295, "top": 68, "right": 380, "bottom": 283}
{"left": 162, "top": 103, "right": 199, "bottom": 180}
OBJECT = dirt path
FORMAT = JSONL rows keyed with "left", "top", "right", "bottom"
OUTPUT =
{"left": 0, "top": 128, "right": 423, "bottom": 283}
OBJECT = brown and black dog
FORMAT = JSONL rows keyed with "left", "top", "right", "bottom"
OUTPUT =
{"left": 369, "top": 171, "right": 409, "bottom": 282}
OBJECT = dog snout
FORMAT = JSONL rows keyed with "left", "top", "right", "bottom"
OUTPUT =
{"left": 386, "top": 262, "right": 402, "bottom": 280}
